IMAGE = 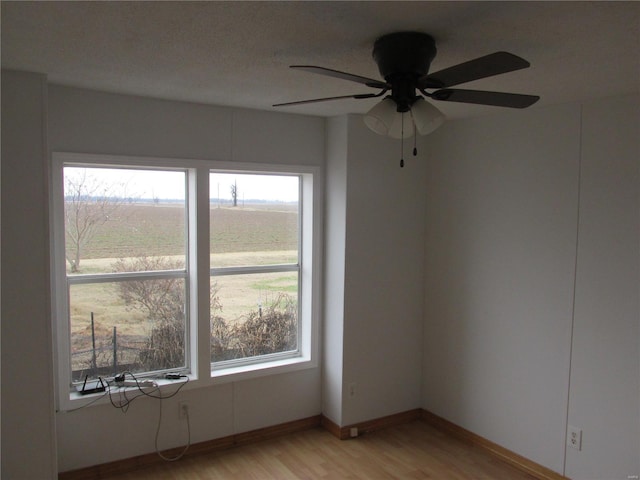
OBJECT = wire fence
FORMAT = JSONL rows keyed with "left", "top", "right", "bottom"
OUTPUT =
{"left": 71, "top": 323, "right": 146, "bottom": 382}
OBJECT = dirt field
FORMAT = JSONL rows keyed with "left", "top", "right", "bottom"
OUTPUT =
{"left": 72, "top": 203, "right": 298, "bottom": 267}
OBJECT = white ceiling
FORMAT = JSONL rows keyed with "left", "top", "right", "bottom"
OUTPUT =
{"left": 2, "top": 1, "right": 639, "bottom": 119}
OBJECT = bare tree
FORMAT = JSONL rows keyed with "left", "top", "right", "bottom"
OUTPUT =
{"left": 64, "top": 169, "right": 124, "bottom": 272}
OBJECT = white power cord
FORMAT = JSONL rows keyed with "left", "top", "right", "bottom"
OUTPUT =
{"left": 154, "top": 391, "right": 191, "bottom": 461}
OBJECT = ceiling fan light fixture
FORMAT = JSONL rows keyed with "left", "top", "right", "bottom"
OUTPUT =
{"left": 387, "top": 111, "right": 415, "bottom": 139}
{"left": 363, "top": 98, "right": 397, "bottom": 136}
{"left": 365, "top": 97, "right": 442, "bottom": 139}
{"left": 411, "top": 98, "right": 445, "bottom": 135}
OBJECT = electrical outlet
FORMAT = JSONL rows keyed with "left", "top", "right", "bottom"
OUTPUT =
{"left": 567, "top": 426, "right": 582, "bottom": 451}
{"left": 179, "top": 401, "right": 189, "bottom": 420}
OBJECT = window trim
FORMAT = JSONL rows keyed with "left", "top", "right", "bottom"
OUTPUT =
{"left": 51, "top": 153, "right": 322, "bottom": 411}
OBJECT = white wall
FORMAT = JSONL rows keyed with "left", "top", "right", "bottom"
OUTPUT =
{"left": 1, "top": 70, "right": 58, "bottom": 479}
{"left": 46, "top": 85, "right": 325, "bottom": 472}
{"left": 324, "top": 115, "right": 427, "bottom": 427}
{"left": 322, "top": 116, "right": 349, "bottom": 425}
{"left": 565, "top": 95, "right": 639, "bottom": 479}
{"left": 422, "top": 96, "right": 639, "bottom": 479}
{"left": 48, "top": 85, "right": 324, "bottom": 166}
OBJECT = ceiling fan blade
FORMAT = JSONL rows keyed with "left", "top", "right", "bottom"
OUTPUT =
{"left": 431, "top": 89, "right": 540, "bottom": 108}
{"left": 273, "top": 92, "right": 384, "bottom": 107}
{"left": 421, "top": 52, "right": 531, "bottom": 89}
{"left": 290, "top": 65, "right": 390, "bottom": 89}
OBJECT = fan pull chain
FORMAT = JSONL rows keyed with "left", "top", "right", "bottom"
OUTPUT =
{"left": 400, "top": 112, "right": 405, "bottom": 168}
{"left": 410, "top": 109, "right": 418, "bottom": 157}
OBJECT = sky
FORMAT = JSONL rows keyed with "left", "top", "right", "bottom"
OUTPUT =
{"left": 64, "top": 167, "right": 299, "bottom": 202}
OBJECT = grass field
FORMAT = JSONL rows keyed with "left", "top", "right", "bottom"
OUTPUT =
{"left": 67, "top": 202, "right": 299, "bottom": 374}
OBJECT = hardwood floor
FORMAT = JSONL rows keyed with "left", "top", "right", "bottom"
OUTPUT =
{"left": 100, "top": 420, "right": 537, "bottom": 479}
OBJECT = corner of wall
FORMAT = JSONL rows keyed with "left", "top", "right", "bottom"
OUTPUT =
{"left": 1, "top": 69, "right": 58, "bottom": 479}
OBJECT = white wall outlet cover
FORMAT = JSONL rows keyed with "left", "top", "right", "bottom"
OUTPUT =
{"left": 567, "top": 425, "right": 582, "bottom": 451}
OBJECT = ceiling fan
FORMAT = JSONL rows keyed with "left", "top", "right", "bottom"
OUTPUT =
{"left": 274, "top": 31, "right": 539, "bottom": 143}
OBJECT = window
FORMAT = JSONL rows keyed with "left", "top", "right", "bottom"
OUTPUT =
{"left": 52, "top": 154, "right": 321, "bottom": 408}
{"left": 209, "top": 173, "right": 300, "bottom": 365}
{"left": 61, "top": 166, "right": 189, "bottom": 383}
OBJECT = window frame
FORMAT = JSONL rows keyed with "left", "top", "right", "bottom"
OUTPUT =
{"left": 51, "top": 153, "right": 322, "bottom": 411}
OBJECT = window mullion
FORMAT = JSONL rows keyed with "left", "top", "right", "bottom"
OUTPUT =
{"left": 67, "top": 269, "right": 186, "bottom": 285}
{"left": 210, "top": 264, "right": 299, "bottom": 277}
{"left": 193, "top": 167, "right": 211, "bottom": 381}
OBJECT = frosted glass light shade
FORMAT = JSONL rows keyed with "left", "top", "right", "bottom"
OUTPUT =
{"left": 411, "top": 98, "right": 445, "bottom": 135}
{"left": 365, "top": 97, "right": 445, "bottom": 138}
{"left": 364, "top": 98, "right": 397, "bottom": 136}
{"left": 387, "top": 112, "right": 415, "bottom": 139}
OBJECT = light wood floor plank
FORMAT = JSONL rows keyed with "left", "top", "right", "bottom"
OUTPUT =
{"left": 97, "top": 420, "right": 538, "bottom": 479}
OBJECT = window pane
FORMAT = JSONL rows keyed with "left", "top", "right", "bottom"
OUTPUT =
{"left": 69, "top": 278, "right": 186, "bottom": 382}
{"left": 209, "top": 173, "right": 299, "bottom": 268}
{"left": 63, "top": 167, "right": 186, "bottom": 274}
{"left": 211, "top": 272, "right": 298, "bottom": 362}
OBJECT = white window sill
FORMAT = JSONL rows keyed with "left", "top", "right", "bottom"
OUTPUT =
{"left": 210, "top": 354, "right": 315, "bottom": 383}
{"left": 61, "top": 376, "right": 193, "bottom": 412}
{"left": 59, "top": 355, "right": 316, "bottom": 412}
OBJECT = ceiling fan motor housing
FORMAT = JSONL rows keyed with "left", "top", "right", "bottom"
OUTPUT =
{"left": 373, "top": 32, "right": 437, "bottom": 112}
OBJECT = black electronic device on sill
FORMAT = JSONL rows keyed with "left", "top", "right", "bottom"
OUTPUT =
{"left": 76, "top": 375, "right": 106, "bottom": 395}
